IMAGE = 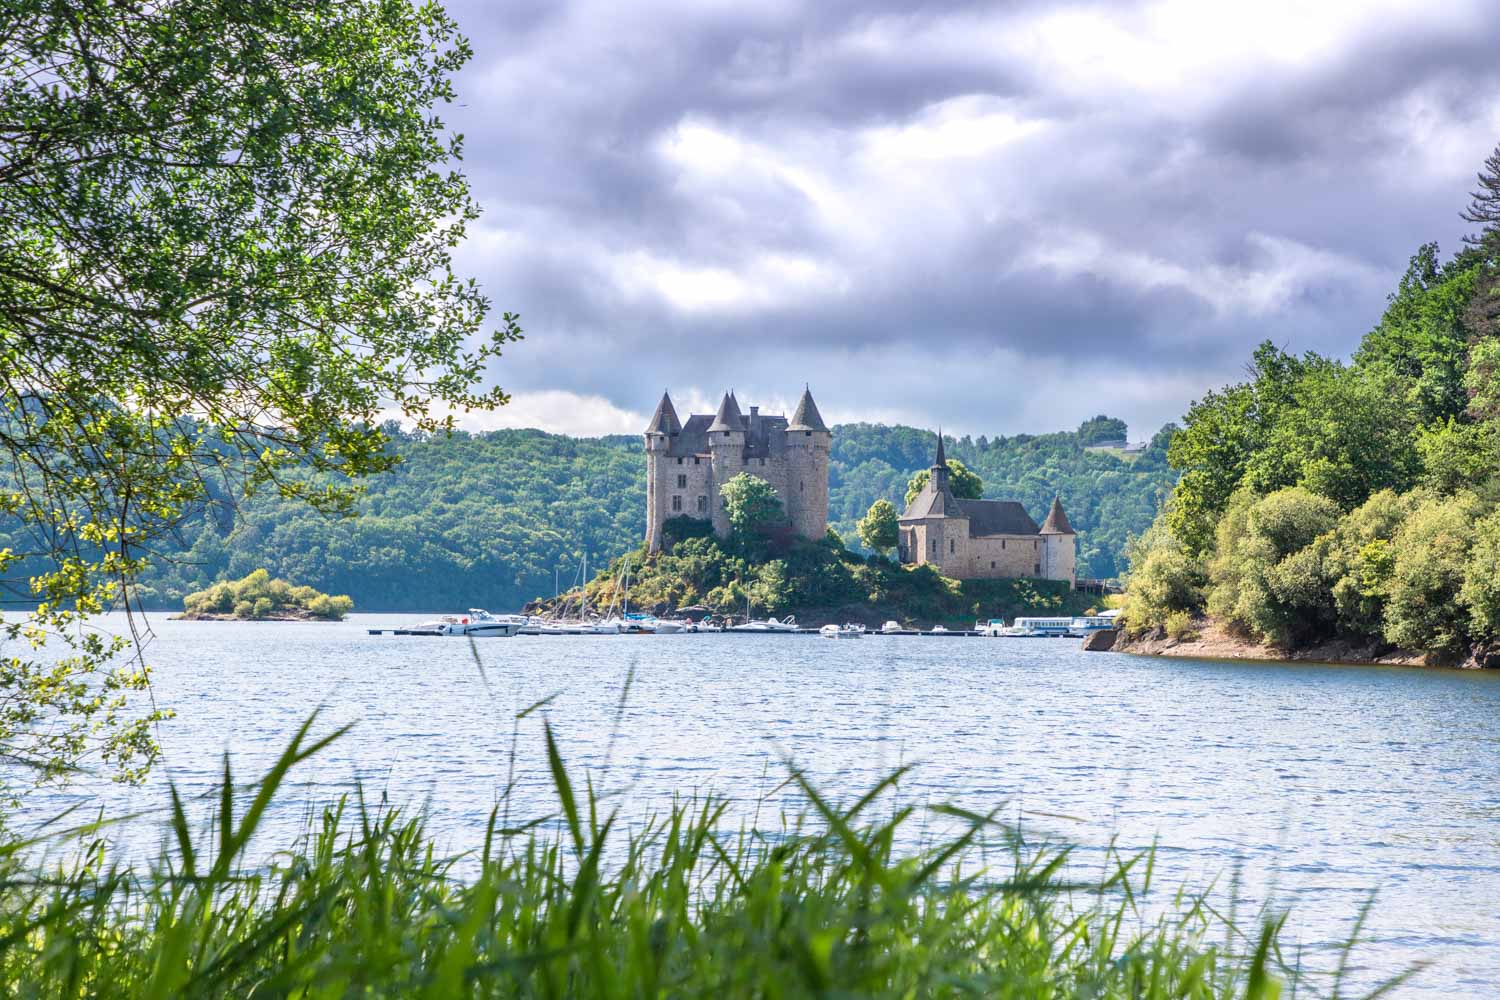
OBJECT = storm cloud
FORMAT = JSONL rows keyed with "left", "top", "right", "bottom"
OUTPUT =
{"left": 438, "top": 0, "right": 1500, "bottom": 438}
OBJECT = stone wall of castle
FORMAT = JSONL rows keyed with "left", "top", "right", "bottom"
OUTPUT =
{"left": 644, "top": 393, "right": 830, "bottom": 551}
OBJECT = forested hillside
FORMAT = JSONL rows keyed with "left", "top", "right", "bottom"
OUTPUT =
{"left": 1122, "top": 139, "right": 1500, "bottom": 665}
{"left": 107, "top": 416, "right": 1176, "bottom": 612}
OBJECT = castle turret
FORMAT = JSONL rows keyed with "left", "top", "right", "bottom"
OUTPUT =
{"left": 643, "top": 391, "right": 681, "bottom": 552}
{"left": 707, "top": 392, "right": 745, "bottom": 535}
{"left": 784, "top": 386, "right": 831, "bottom": 540}
{"left": 1039, "top": 496, "right": 1077, "bottom": 586}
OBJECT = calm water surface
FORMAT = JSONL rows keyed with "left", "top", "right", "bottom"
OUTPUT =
{"left": 15, "top": 613, "right": 1500, "bottom": 997}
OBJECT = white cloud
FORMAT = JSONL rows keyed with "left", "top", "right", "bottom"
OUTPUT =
{"left": 400, "top": 391, "right": 646, "bottom": 438}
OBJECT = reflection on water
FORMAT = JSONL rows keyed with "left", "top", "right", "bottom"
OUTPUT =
{"left": 12, "top": 613, "right": 1500, "bottom": 997}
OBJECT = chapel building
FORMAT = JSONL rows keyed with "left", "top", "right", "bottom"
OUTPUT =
{"left": 898, "top": 433, "right": 1077, "bottom": 586}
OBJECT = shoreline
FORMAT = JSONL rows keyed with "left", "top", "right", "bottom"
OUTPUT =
{"left": 1106, "top": 619, "right": 1442, "bottom": 668}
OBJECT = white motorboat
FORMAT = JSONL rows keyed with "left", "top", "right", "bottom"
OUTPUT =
{"left": 929, "top": 624, "right": 949, "bottom": 634}
{"left": 400, "top": 609, "right": 524, "bottom": 637}
{"left": 819, "top": 624, "right": 863, "bottom": 639}
{"left": 880, "top": 620, "right": 905, "bottom": 634}
{"left": 729, "top": 615, "right": 799, "bottom": 633}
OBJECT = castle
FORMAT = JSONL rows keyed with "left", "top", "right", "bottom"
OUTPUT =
{"left": 898, "top": 433, "right": 1077, "bottom": 586}
{"left": 643, "top": 388, "right": 830, "bottom": 552}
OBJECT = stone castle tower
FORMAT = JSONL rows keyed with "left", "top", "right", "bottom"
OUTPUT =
{"left": 644, "top": 388, "right": 830, "bottom": 552}
{"left": 898, "top": 431, "right": 1077, "bottom": 586}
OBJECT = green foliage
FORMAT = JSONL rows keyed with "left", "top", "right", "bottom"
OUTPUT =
{"left": 662, "top": 514, "right": 715, "bottom": 548}
{"left": 1355, "top": 244, "right": 1481, "bottom": 426}
{"left": 0, "top": 0, "right": 516, "bottom": 793}
{"left": 1461, "top": 510, "right": 1500, "bottom": 639}
{"left": 1120, "top": 517, "right": 1206, "bottom": 634}
{"left": 0, "top": 719, "right": 1322, "bottom": 997}
{"left": 904, "top": 459, "right": 984, "bottom": 507}
{"left": 721, "top": 473, "right": 786, "bottom": 535}
{"left": 1164, "top": 610, "right": 1199, "bottom": 641}
{"left": 1130, "top": 153, "right": 1500, "bottom": 661}
{"left": 183, "top": 569, "right": 352, "bottom": 620}
{"left": 856, "top": 499, "right": 900, "bottom": 556}
{"left": 576, "top": 534, "right": 1087, "bottom": 626}
{"left": 1466, "top": 336, "right": 1500, "bottom": 422}
{"left": 1382, "top": 493, "right": 1482, "bottom": 658}
{"left": 1319, "top": 490, "right": 1420, "bottom": 637}
{"left": 1077, "top": 414, "right": 1129, "bottom": 446}
{"left": 1206, "top": 488, "right": 1341, "bottom": 647}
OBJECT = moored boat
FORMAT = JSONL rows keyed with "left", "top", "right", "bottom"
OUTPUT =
{"left": 399, "top": 609, "right": 524, "bottom": 637}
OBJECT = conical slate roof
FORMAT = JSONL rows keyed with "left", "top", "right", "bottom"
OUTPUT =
{"left": 787, "top": 387, "right": 828, "bottom": 432}
{"left": 1039, "top": 496, "right": 1075, "bottom": 534}
{"left": 644, "top": 391, "right": 680, "bottom": 435}
{"left": 934, "top": 429, "right": 947, "bottom": 468}
{"left": 707, "top": 391, "right": 744, "bottom": 433}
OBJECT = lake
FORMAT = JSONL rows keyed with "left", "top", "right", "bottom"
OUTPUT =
{"left": 12, "top": 612, "right": 1500, "bottom": 997}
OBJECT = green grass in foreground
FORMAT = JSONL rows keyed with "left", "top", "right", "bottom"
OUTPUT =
{"left": 0, "top": 715, "right": 1412, "bottom": 999}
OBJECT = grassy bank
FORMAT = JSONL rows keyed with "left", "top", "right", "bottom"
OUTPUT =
{"left": 0, "top": 716, "right": 1408, "bottom": 998}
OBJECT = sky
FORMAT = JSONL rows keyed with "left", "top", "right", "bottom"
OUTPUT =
{"left": 435, "top": 0, "right": 1500, "bottom": 440}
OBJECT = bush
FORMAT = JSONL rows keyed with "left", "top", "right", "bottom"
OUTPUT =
{"left": 1206, "top": 487, "right": 1339, "bottom": 646}
{"left": 184, "top": 570, "right": 354, "bottom": 620}
{"left": 1164, "top": 610, "right": 1198, "bottom": 641}
{"left": 1463, "top": 510, "right": 1500, "bottom": 638}
{"left": 1382, "top": 492, "right": 1483, "bottom": 657}
{"left": 1120, "top": 516, "right": 1206, "bottom": 634}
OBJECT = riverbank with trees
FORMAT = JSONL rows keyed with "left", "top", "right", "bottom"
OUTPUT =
{"left": 1119, "top": 141, "right": 1500, "bottom": 668}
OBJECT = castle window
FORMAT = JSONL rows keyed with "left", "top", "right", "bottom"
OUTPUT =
{"left": 930, "top": 539, "right": 937, "bottom": 554}
{"left": 759, "top": 458, "right": 765, "bottom": 467}
{"left": 991, "top": 561, "right": 996, "bottom": 569}
{"left": 1034, "top": 562, "right": 1041, "bottom": 575}
{"left": 949, "top": 539, "right": 955, "bottom": 554}
{"left": 697, "top": 495, "right": 707, "bottom": 512}
{"left": 676, "top": 457, "right": 683, "bottom": 465}
{"left": 1002, "top": 540, "right": 1006, "bottom": 549}
{"left": 805, "top": 431, "right": 811, "bottom": 437}
{"left": 694, "top": 457, "right": 700, "bottom": 465}
{"left": 677, "top": 474, "right": 687, "bottom": 489}
{"left": 671, "top": 495, "right": 682, "bottom": 512}
{"left": 1033, "top": 539, "right": 1038, "bottom": 550}
{"left": 799, "top": 480, "right": 804, "bottom": 492}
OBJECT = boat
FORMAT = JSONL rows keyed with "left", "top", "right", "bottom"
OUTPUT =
{"left": 1067, "top": 615, "right": 1118, "bottom": 637}
{"left": 399, "top": 609, "right": 525, "bottom": 637}
{"left": 1011, "top": 616, "right": 1074, "bottom": 637}
{"left": 819, "top": 623, "right": 863, "bottom": 639}
{"left": 977, "top": 618, "right": 1008, "bottom": 636}
{"left": 880, "top": 620, "right": 904, "bottom": 634}
{"left": 929, "top": 624, "right": 949, "bottom": 634}
{"left": 729, "top": 615, "right": 799, "bottom": 633}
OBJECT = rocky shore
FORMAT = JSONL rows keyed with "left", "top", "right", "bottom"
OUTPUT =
{"left": 1086, "top": 617, "right": 1500, "bottom": 669}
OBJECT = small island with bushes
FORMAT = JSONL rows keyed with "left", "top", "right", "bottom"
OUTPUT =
{"left": 178, "top": 569, "right": 354, "bottom": 621}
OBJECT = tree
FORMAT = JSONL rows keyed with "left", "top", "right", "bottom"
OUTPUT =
{"left": 720, "top": 474, "right": 784, "bottom": 535}
{"left": 1120, "top": 516, "right": 1206, "bottom": 634}
{"left": 1205, "top": 487, "right": 1340, "bottom": 646}
{"left": 904, "top": 460, "right": 983, "bottom": 507}
{"left": 1461, "top": 139, "right": 1500, "bottom": 255}
{"left": 0, "top": 0, "right": 517, "bottom": 790}
{"left": 857, "top": 499, "right": 900, "bottom": 557}
{"left": 1383, "top": 493, "right": 1482, "bottom": 658}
